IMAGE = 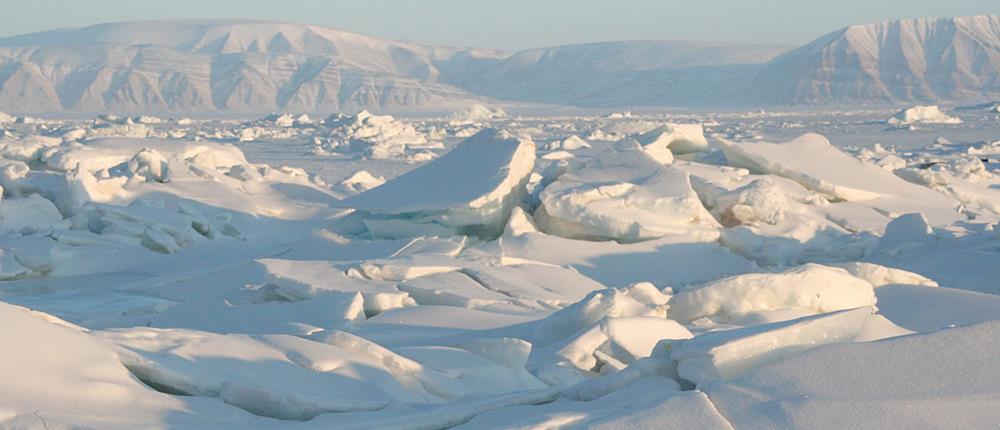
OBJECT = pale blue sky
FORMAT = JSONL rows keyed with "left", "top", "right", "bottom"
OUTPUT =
{"left": 0, "top": 0, "right": 997, "bottom": 50}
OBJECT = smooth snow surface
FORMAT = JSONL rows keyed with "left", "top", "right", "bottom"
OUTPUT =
{"left": 0, "top": 107, "right": 998, "bottom": 429}
{"left": 705, "top": 321, "right": 1000, "bottom": 430}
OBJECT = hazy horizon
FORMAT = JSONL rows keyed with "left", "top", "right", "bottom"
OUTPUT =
{"left": 0, "top": 0, "right": 997, "bottom": 51}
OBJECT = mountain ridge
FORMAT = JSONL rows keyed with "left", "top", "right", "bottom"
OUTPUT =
{"left": 0, "top": 15, "right": 997, "bottom": 113}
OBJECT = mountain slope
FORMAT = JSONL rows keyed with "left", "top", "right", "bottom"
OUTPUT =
{"left": 0, "top": 20, "right": 506, "bottom": 113}
{"left": 749, "top": 15, "right": 1000, "bottom": 104}
{"left": 439, "top": 40, "right": 789, "bottom": 107}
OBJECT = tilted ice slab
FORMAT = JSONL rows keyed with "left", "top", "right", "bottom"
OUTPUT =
{"left": 535, "top": 141, "right": 719, "bottom": 243}
{"left": 705, "top": 321, "right": 1000, "bottom": 430}
{"left": 670, "top": 306, "right": 907, "bottom": 385}
{"left": 341, "top": 128, "right": 535, "bottom": 239}
{"left": 720, "top": 133, "right": 964, "bottom": 225}
{"left": 634, "top": 123, "right": 709, "bottom": 163}
{"left": 669, "top": 263, "right": 876, "bottom": 324}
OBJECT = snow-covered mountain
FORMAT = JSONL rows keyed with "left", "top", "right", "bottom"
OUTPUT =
{"left": 438, "top": 41, "right": 789, "bottom": 107}
{"left": 750, "top": 15, "right": 1000, "bottom": 104}
{"left": 0, "top": 20, "right": 506, "bottom": 113}
{"left": 1, "top": 16, "right": 999, "bottom": 113}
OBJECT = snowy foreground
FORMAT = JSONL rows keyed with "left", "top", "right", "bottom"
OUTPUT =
{"left": 1, "top": 107, "right": 1000, "bottom": 429}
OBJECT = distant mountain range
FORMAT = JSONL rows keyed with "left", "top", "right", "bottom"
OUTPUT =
{"left": 0, "top": 16, "right": 997, "bottom": 113}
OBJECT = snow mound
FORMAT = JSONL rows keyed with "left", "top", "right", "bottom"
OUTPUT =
{"left": 886, "top": 105, "right": 961, "bottom": 126}
{"left": 338, "top": 170, "right": 386, "bottom": 193}
{"left": 535, "top": 141, "right": 719, "bottom": 243}
{"left": 340, "top": 128, "right": 536, "bottom": 239}
{"left": 669, "top": 264, "right": 876, "bottom": 324}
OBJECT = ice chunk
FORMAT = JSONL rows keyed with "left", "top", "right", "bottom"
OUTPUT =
{"left": 340, "top": 129, "right": 535, "bottom": 239}
{"left": 449, "top": 104, "right": 507, "bottom": 125}
{"left": 671, "top": 306, "right": 879, "bottom": 384}
{"left": 527, "top": 285, "right": 690, "bottom": 385}
{"left": 258, "top": 259, "right": 414, "bottom": 316}
{"left": 535, "top": 141, "right": 719, "bottom": 243}
{"left": 324, "top": 110, "right": 439, "bottom": 160}
{"left": 0, "top": 193, "right": 67, "bottom": 233}
{"left": 669, "top": 264, "right": 876, "bottom": 323}
{"left": 873, "top": 212, "right": 936, "bottom": 257}
{"left": 886, "top": 105, "right": 961, "bottom": 126}
{"left": 545, "top": 135, "right": 591, "bottom": 151}
{"left": 635, "top": 123, "right": 709, "bottom": 162}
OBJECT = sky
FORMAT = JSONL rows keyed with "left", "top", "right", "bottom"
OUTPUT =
{"left": 0, "top": 0, "right": 997, "bottom": 51}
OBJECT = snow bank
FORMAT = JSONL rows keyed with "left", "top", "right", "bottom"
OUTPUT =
{"left": 886, "top": 105, "right": 961, "bottom": 126}
{"left": 535, "top": 141, "right": 719, "bottom": 243}
{"left": 669, "top": 264, "right": 876, "bottom": 323}
{"left": 705, "top": 321, "right": 1000, "bottom": 430}
{"left": 0, "top": 302, "right": 256, "bottom": 428}
{"left": 340, "top": 128, "right": 535, "bottom": 239}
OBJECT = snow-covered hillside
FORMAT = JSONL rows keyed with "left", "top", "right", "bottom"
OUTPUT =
{"left": 439, "top": 40, "right": 789, "bottom": 107}
{"left": 2, "top": 15, "right": 998, "bottom": 113}
{"left": 0, "top": 20, "right": 505, "bottom": 113}
{"left": 751, "top": 15, "right": 1000, "bottom": 104}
